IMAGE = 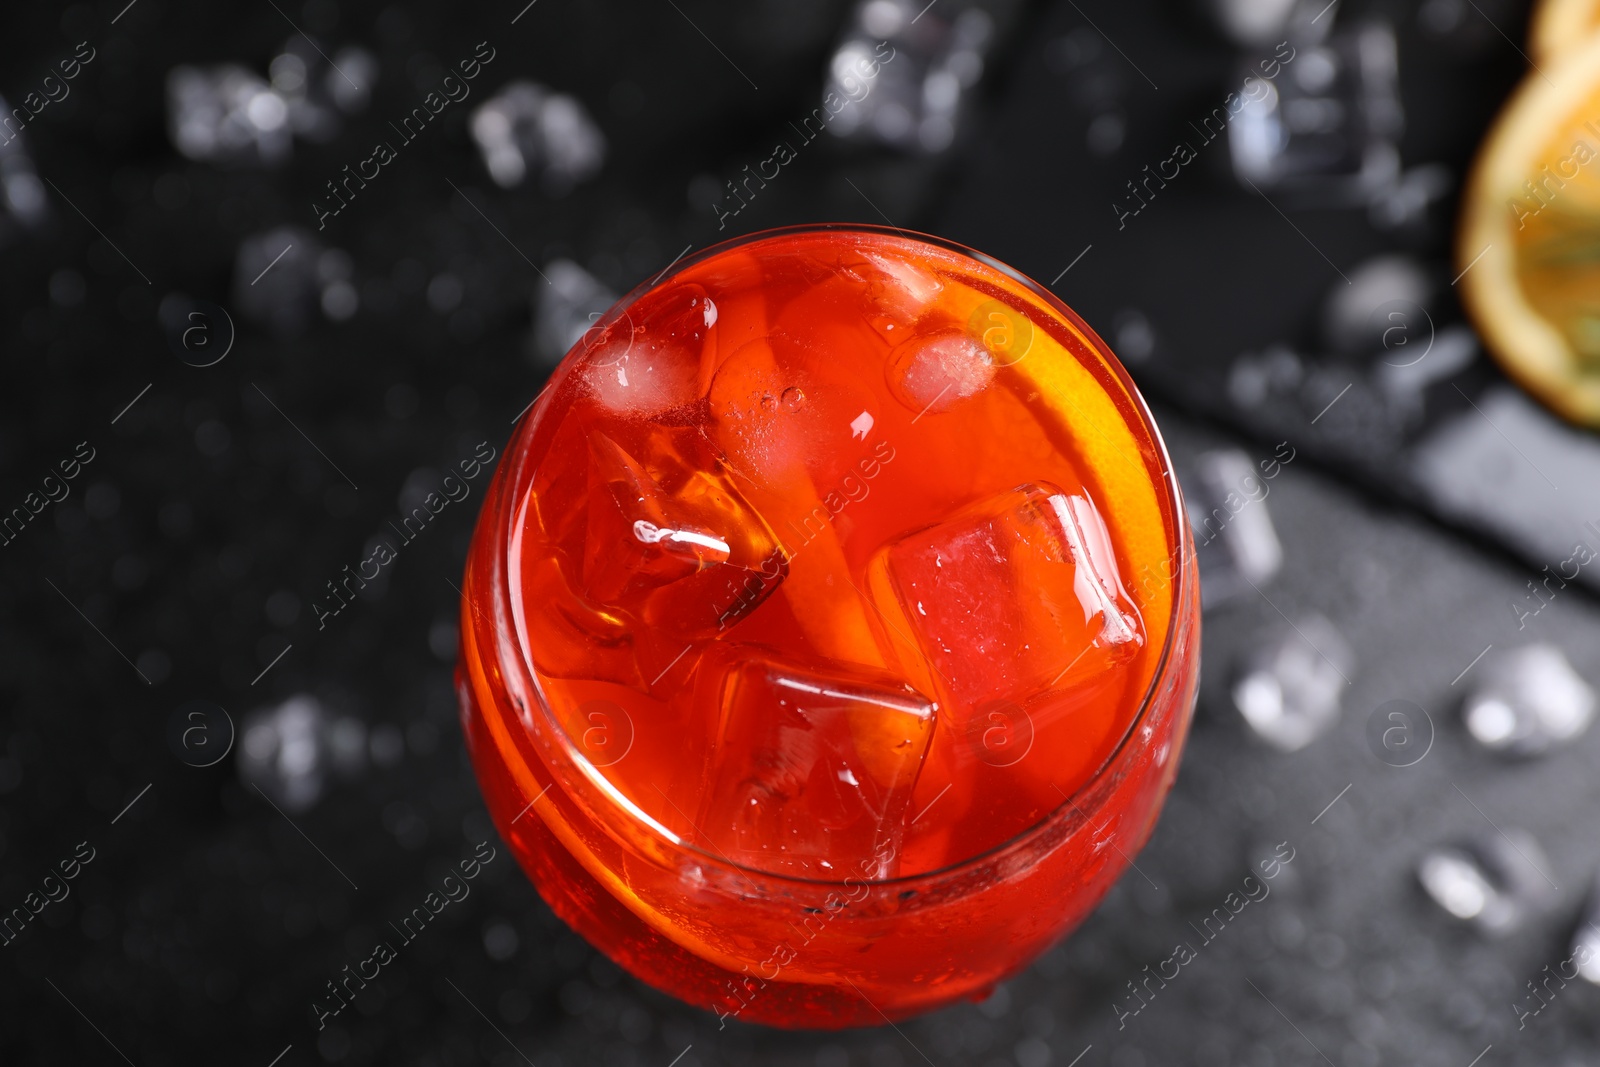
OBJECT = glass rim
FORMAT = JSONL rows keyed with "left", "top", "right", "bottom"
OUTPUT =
{"left": 501, "top": 221, "right": 1196, "bottom": 889}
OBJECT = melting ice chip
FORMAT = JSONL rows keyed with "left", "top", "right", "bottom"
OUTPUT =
{"left": 1463, "top": 644, "right": 1595, "bottom": 757}
{"left": 695, "top": 650, "right": 936, "bottom": 879}
{"left": 1416, "top": 830, "right": 1556, "bottom": 937}
{"left": 871, "top": 483, "right": 1142, "bottom": 712}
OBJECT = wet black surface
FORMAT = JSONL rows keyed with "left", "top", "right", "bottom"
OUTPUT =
{"left": 3, "top": 0, "right": 1599, "bottom": 1064}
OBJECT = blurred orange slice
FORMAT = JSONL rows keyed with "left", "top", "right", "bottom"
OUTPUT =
{"left": 1458, "top": 32, "right": 1600, "bottom": 426}
{"left": 1530, "top": 0, "right": 1600, "bottom": 65}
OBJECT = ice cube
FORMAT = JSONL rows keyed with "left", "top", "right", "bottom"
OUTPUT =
{"left": 836, "top": 247, "right": 944, "bottom": 346}
{"left": 167, "top": 42, "right": 372, "bottom": 167}
{"left": 1183, "top": 448, "right": 1284, "bottom": 610}
{"left": 521, "top": 405, "right": 766, "bottom": 687}
{"left": 578, "top": 282, "right": 714, "bottom": 415}
{"left": 167, "top": 64, "right": 292, "bottom": 167}
{"left": 706, "top": 332, "right": 879, "bottom": 496}
{"left": 1228, "top": 24, "right": 1403, "bottom": 210}
{"left": 0, "top": 101, "right": 48, "bottom": 243}
{"left": 825, "top": 0, "right": 1005, "bottom": 154}
{"left": 869, "top": 483, "right": 1143, "bottom": 712}
{"left": 1231, "top": 615, "right": 1352, "bottom": 752}
{"left": 1416, "top": 829, "right": 1556, "bottom": 936}
{"left": 694, "top": 650, "right": 936, "bottom": 879}
{"left": 1320, "top": 254, "right": 1430, "bottom": 357}
{"left": 1463, "top": 644, "right": 1596, "bottom": 757}
{"left": 468, "top": 80, "right": 605, "bottom": 193}
{"left": 532, "top": 259, "right": 617, "bottom": 367}
{"left": 238, "top": 694, "right": 366, "bottom": 812}
{"left": 580, "top": 426, "right": 787, "bottom": 639}
{"left": 269, "top": 37, "right": 376, "bottom": 142}
{"left": 1202, "top": 0, "right": 1302, "bottom": 48}
{"left": 886, "top": 329, "right": 995, "bottom": 415}
{"left": 1571, "top": 868, "right": 1600, "bottom": 985}
{"left": 704, "top": 333, "right": 891, "bottom": 670}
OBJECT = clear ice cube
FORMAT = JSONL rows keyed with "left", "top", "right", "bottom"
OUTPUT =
{"left": 1416, "top": 829, "right": 1556, "bottom": 937}
{"left": 705, "top": 331, "right": 881, "bottom": 492}
{"left": 869, "top": 483, "right": 1143, "bottom": 712}
{"left": 694, "top": 650, "right": 936, "bottom": 879}
{"left": 522, "top": 397, "right": 779, "bottom": 687}
{"left": 469, "top": 80, "right": 605, "bottom": 193}
{"left": 1463, "top": 644, "right": 1596, "bottom": 757}
{"left": 166, "top": 64, "right": 292, "bottom": 167}
{"left": 824, "top": 0, "right": 1001, "bottom": 154}
{"left": 580, "top": 426, "right": 787, "bottom": 639}
{"left": 0, "top": 101, "right": 48, "bottom": 240}
{"left": 704, "top": 333, "right": 893, "bottom": 670}
{"left": 1183, "top": 447, "right": 1284, "bottom": 609}
{"left": 578, "top": 283, "right": 715, "bottom": 416}
{"left": 269, "top": 37, "right": 376, "bottom": 142}
{"left": 887, "top": 329, "right": 995, "bottom": 415}
{"left": 533, "top": 259, "right": 618, "bottom": 367}
{"left": 1572, "top": 869, "right": 1600, "bottom": 985}
{"left": 238, "top": 694, "right": 366, "bottom": 813}
{"left": 1228, "top": 25, "right": 1403, "bottom": 198}
{"left": 1231, "top": 614, "right": 1352, "bottom": 752}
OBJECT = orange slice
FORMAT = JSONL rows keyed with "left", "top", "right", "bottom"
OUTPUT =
{"left": 1458, "top": 32, "right": 1600, "bottom": 425}
{"left": 1530, "top": 0, "right": 1600, "bottom": 65}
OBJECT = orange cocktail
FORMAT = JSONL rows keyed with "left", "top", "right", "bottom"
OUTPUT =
{"left": 457, "top": 225, "right": 1199, "bottom": 1028}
